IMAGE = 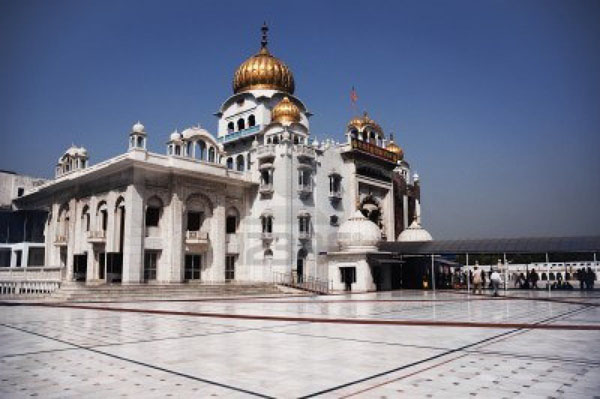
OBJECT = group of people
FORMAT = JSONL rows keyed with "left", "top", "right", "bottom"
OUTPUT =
{"left": 576, "top": 267, "right": 597, "bottom": 290}
{"left": 471, "top": 266, "right": 503, "bottom": 297}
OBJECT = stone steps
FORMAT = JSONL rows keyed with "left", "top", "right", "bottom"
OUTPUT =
{"left": 50, "top": 283, "right": 287, "bottom": 302}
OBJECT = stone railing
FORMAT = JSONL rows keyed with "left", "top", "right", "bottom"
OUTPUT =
{"left": 294, "top": 145, "right": 316, "bottom": 159}
{"left": 0, "top": 281, "right": 61, "bottom": 296}
{"left": 0, "top": 266, "right": 63, "bottom": 281}
{"left": 256, "top": 144, "right": 276, "bottom": 159}
{"left": 0, "top": 266, "right": 63, "bottom": 297}
{"left": 329, "top": 190, "right": 342, "bottom": 200}
{"left": 259, "top": 184, "right": 274, "bottom": 195}
{"left": 261, "top": 232, "right": 274, "bottom": 241}
{"left": 298, "top": 231, "right": 312, "bottom": 241}
{"left": 87, "top": 230, "right": 106, "bottom": 243}
{"left": 54, "top": 235, "right": 68, "bottom": 246}
{"left": 185, "top": 231, "right": 209, "bottom": 246}
{"left": 298, "top": 184, "right": 313, "bottom": 197}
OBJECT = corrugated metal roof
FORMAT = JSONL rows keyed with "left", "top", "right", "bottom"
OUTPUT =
{"left": 378, "top": 236, "right": 600, "bottom": 254}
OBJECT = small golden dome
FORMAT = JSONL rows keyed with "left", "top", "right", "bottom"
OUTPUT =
{"left": 386, "top": 133, "right": 404, "bottom": 159}
{"left": 272, "top": 96, "right": 301, "bottom": 124}
{"left": 233, "top": 24, "right": 295, "bottom": 94}
{"left": 347, "top": 112, "right": 383, "bottom": 135}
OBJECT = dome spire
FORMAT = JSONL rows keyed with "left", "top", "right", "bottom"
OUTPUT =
{"left": 261, "top": 22, "right": 269, "bottom": 49}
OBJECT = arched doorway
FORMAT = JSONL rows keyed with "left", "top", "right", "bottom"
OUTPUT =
{"left": 297, "top": 248, "right": 307, "bottom": 283}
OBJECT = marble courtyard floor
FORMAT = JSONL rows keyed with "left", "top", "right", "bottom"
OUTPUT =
{"left": 1, "top": 290, "right": 599, "bottom": 398}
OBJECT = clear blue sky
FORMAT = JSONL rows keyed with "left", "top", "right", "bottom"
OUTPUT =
{"left": 1, "top": 0, "right": 599, "bottom": 239}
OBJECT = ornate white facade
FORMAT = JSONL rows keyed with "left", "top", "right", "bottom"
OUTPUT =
{"left": 16, "top": 25, "right": 429, "bottom": 292}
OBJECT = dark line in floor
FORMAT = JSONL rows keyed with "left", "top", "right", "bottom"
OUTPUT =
{"left": 298, "top": 305, "right": 592, "bottom": 398}
{"left": 0, "top": 322, "right": 274, "bottom": 398}
{"left": 31, "top": 302, "right": 600, "bottom": 330}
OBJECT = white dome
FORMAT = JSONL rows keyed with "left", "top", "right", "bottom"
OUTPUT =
{"left": 132, "top": 121, "right": 145, "bottom": 134}
{"left": 169, "top": 130, "right": 182, "bottom": 142}
{"left": 397, "top": 220, "right": 433, "bottom": 242}
{"left": 337, "top": 210, "right": 381, "bottom": 252}
{"left": 182, "top": 126, "right": 210, "bottom": 140}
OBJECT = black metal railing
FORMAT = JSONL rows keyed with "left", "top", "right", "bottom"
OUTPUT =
{"left": 273, "top": 271, "right": 330, "bottom": 295}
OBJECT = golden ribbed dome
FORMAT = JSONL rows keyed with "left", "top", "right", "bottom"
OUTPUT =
{"left": 233, "top": 47, "right": 295, "bottom": 95}
{"left": 347, "top": 112, "right": 383, "bottom": 135}
{"left": 233, "top": 23, "right": 294, "bottom": 94}
{"left": 386, "top": 133, "right": 404, "bottom": 159}
{"left": 272, "top": 96, "right": 301, "bottom": 124}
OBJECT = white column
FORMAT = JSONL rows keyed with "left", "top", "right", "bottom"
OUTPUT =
{"left": 122, "top": 180, "right": 144, "bottom": 284}
{"left": 167, "top": 189, "right": 184, "bottom": 282}
{"left": 210, "top": 194, "right": 226, "bottom": 282}
{"left": 403, "top": 195, "right": 409, "bottom": 229}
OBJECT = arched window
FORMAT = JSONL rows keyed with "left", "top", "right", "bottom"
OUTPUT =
{"left": 227, "top": 122, "right": 234, "bottom": 133}
{"left": 197, "top": 140, "right": 206, "bottom": 160}
{"left": 236, "top": 154, "right": 245, "bottom": 172}
{"left": 273, "top": 136, "right": 279, "bottom": 145}
{"left": 264, "top": 249, "right": 273, "bottom": 259}
{"left": 186, "top": 141, "right": 193, "bottom": 157}
{"left": 145, "top": 196, "right": 163, "bottom": 237}
{"left": 208, "top": 147, "right": 215, "bottom": 162}
{"left": 237, "top": 118, "right": 245, "bottom": 131}
{"left": 248, "top": 114, "right": 256, "bottom": 127}
{"left": 226, "top": 207, "right": 240, "bottom": 234}
{"left": 175, "top": 145, "right": 181, "bottom": 156}
{"left": 261, "top": 215, "right": 273, "bottom": 233}
{"left": 81, "top": 205, "right": 90, "bottom": 232}
{"left": 293, "top": 136, "right": 299, "bottom": 144}
{"left": 96, "top": 201, "right": 108, "bottom": 232}
{"left": 226, "top": 157, "right": 233, "bottom": 169}
{"left": 137, "top": 136, "right": 144, "bottom": 147}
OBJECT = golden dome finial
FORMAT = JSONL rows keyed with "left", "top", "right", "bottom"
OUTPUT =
{"left": 261, "top": 22, "right": 269, "bottom": 49}
{"left": 232, "top": 24, "right": 295, "bottom": 94}
{"left": 386, "top": 132, "right": 404, "bottom": 159}
{"left": 272, "top": 96, "right": 301, "bottom": 124}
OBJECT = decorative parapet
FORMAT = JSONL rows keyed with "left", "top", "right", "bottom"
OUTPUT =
{"left": 218, "top": 125, "right": 261, "bottom": 144}
{"left": 350, "top": 138, "right": 399, "bottom": 163}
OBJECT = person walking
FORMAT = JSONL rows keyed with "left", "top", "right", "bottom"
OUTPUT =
{"left": 490, "top": 268, "right": 502, "bottom": 297}
{"left": 577, "top": 268, "right": 585, "bottom": 290}
{"left": 530, "top": 268, "right": 539, "bottom": 289}
{"left": 473, "top": 266, "right": 483, "bottom": 294}
{"left": 586, "top": 267, "right": 596, "bottom": 290}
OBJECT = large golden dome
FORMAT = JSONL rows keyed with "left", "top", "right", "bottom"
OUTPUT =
{"left": 347, "top": 112, "right": 383, "bottom": 135}
{"left": 233, "top": 24, "right": 295, "bottom": 94}
{"left": 272, "top": 96, "right": 301, "bottom": 124}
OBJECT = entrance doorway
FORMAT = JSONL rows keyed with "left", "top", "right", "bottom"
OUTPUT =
{"left": 340, "top": 267, "right": 356, "bottom": 291}
{"left": 297, "top": 249, "right": 306, "bottom": 283}
{"left": 73, "top": 253, "right": 88, "bottom": 282}
{"left": 105, "top": 253, "right": 123, "bottom": 283}
{"left": 144, "top": 251, "right": 159, "bottom": 282}
{"left": 185, "top": 254, "right": 202, "bottom": 281}
{"left": 225, "top": 255, "right": 236, "bottom": 281}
